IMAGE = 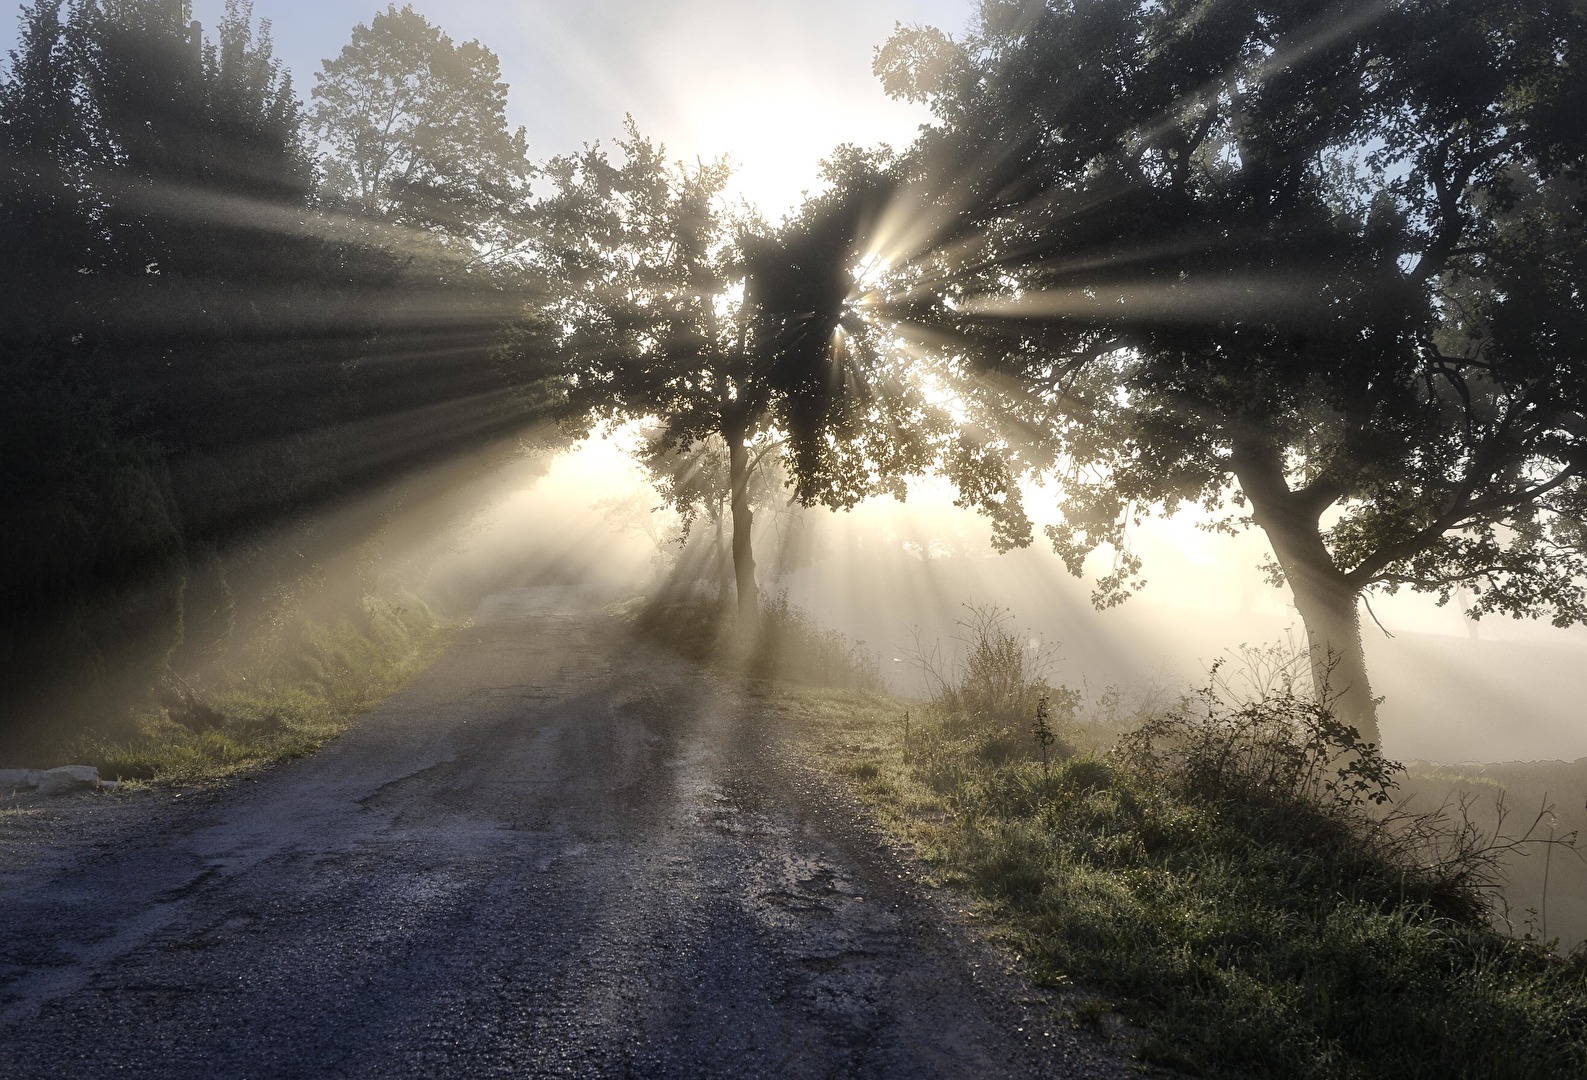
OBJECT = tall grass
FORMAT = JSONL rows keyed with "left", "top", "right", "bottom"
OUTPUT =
{"left": 61, "top": 595, "right": 449, "bottom": 784}
{"left": 793, "top": 616, "right": 1587, "bottom": 1078}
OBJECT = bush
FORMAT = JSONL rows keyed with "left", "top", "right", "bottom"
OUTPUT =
{"left": 905, "top": 603, "right": 1080, "bottom": 758}
{"left": 815, "top": 631, "right": 1587, "bottom": 1078}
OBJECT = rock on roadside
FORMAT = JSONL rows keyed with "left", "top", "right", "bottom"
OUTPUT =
{"left": 0, "top": 766, "right": 101, "bottom": 796}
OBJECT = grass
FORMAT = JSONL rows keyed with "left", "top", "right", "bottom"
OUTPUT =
{"left": 770, "top": 664, "right": 1587, "bottom": 1078}
{"left": 59, "top": 596, "right": 452, "bottom": 786}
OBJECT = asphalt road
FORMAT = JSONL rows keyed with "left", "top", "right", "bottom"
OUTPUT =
{"left": 0, "top": 586, "right": 1137, "bottom": 1078}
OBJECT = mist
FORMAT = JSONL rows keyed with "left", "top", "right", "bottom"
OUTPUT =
{"left": 404, "top": 429, "right": 1587, "bottom": 766}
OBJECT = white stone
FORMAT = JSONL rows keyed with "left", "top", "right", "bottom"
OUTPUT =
{"left": 36, "top": 766, "right": 100, "bottom": 796}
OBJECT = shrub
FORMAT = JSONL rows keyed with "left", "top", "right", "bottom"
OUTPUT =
{"left": 905, "top": 603, "right": 1080, "bottom": 755}
{"left": 820, "top": 630, "right": 1587, "bottom": 1078}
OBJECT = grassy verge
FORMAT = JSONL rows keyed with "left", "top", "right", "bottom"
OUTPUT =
{"left": 61, "top": 596, "right": 452, "bottom": 786}
{"left": 771, "top": 686, "right": 1587, "bottom": 1078}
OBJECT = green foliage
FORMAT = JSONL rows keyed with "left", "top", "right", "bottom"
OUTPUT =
{"left": 1031, "top": 694, "right": 1057, "bottom": 767}
{"left": 1120, "top": 662, "right": 1402, "bottom": 816}
{"left": 0, "top": 354, "right": 186, "bottom": 750}
{"left": 0, "top": 1, "right": 547, "bottom": 750}
{"left": 505, "top": 129, "right": 979, "bottom": 619}
{"left": 794, "top": 662, "right": 1587, "bottom": 1077}
{"left": 869, "top": 0, "right": 1587, "bottom": 739}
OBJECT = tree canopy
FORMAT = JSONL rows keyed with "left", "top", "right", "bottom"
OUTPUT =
{"left": 869, "top": 0, "right": 1587, "bottom": 742}
{"left": 506, "top": 125, "right": 968, "bottom": 625}
{"left": 0, "top": 0, "right": 546, "bottom": 751}
{"left": 312, "top": 4, "right": 532, "bottom": 263}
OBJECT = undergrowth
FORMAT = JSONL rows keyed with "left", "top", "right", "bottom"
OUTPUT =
{"left": 60, "top": 595, "right": 450, "bottom": 785}
{"left": 787, "top": 612, "right": 1587, "bottom": 1078}
{"left": 628, "top": 589, "right": 884, "bottom": 692}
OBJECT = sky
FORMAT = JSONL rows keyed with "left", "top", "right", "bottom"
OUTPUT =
{"left": 0, "top": 0, "right": 978, "bottom": 209}
{"left": 166, "top": 0, "right": 974, "bottom": 212}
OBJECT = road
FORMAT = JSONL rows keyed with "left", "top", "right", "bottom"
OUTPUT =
{"left": 0, "top": 586, "right": 1136, "bottom": 1078}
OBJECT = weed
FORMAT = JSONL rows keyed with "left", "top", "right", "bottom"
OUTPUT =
{"left": 785, "top": 631, "right": 1587, "bottom": 1079}
{"left": 1071, "top": 997, "right": 1111, "bottom": 1029}
{"left": 1032, "top": 695, "right": 1057, "bottom": 769}
{"left": 58, "top": 596, "right": 450, "bottom": 785}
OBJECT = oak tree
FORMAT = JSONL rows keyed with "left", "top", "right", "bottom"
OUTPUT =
{"left": 872, "top": 0, "right": 1587, "bottom": 743}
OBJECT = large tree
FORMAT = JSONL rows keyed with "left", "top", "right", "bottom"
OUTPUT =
{"left": 0, "top": 0, "right": 309, "bottom": 746}
{"left": 508, "top": 127, "right": 965, "bottom": 627}
{"left": 311, "top": 4, "right": 532, "bottom": 264}
{"left": 0, "top": 0, "right": 544, "bottom": 751}
{"left": 870, "top": 0, "right": 1587, "bottom": 744}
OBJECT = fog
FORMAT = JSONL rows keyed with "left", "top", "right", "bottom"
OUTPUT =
{"left": 423, "top": 434, "right": 1587, "bottom": 767}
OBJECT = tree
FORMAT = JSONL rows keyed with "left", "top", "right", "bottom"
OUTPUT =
{"left": 0, "top": 0, "right": 102, "bottom": 337}
{"left": 0, "top": 0, "right": 544, "bottom": 751}
{"left": 311, "top": 4, "right": 532, "bottom": 264}
{"left": 870, "top": 0, "right": 1587, "bottom": 745}
{"left": 0, "top": 0, "right": 326, "bottom": 749}
{"left": 509, "top": 125, "right": 952, "bottom": 628}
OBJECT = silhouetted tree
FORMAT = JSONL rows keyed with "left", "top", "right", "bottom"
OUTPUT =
{"left": 0, "top": 1, "right": 545, "bottom": 751}
{"left": 872, "top": 0, "right": 1587, "bottom": 744}
{"left": 508, "top": 126, "right": 951, "bottom": 627}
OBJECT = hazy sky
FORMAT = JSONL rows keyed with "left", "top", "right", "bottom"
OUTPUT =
{"left": 136, "top": 0, "right": 974, "bottom": 211}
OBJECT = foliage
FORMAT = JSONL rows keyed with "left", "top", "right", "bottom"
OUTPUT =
{"left": 505, "top": 128, "right": 977, "bottom": 620}
{"left": 510, "top": 120, "right": 752, "bottom": 445}
{"left": 1119, "top": 659, "right": 1402, "bottom": 819}
{"left": 793, "top": 666, "right": 1587, "bottom": 1078}
{"left": 870, "top": 0, "right": 1587, "bottom": 742}
{"left": 0, "top": 0, "right": 545, "bottom": 749}
{"left": 311, "top": 3, "right": 533, "bottom": 262}
{"left": 1031, "top": 694, "right": 1057, "bottom": 768}
{"left": 905, "top": 603, "right": 1076, "bottom": 735}
{"left": 0, "top": 354, "right": 186, "bottom": 750}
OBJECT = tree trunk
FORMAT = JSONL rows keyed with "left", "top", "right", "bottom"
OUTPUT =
{"left": 1284, "top": 568, "right": 1379, "bottom": 747}
{"left": 712, "top": 511, "right": 733, "bottom": 611}
{"left": 1234, "top": 443, "right": 1380, "bottom": 747}
{"left": 726, "top": 426, "right": 759, "bottom": 631}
